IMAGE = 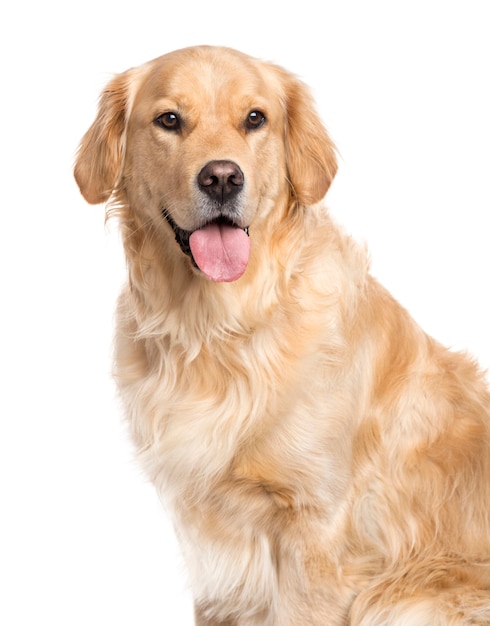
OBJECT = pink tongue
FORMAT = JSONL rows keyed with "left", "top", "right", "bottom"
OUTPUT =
{"left": 189, "top": 223, "right": 251, "bottom": 282}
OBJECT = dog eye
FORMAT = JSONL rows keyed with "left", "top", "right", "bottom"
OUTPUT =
{"left": 154, "top": 112, "right": 181, "bottom": 131}
{"left": 245, "top": 110, "right": 266, "bottom": 130}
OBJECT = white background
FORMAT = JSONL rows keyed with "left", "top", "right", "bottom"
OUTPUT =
{"left": 1, "top": 1, "right": 489, "bottom": 624}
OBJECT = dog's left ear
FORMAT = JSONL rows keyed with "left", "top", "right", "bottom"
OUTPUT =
{"left": 276, "top": 68, "right": 338, "bottom": 206}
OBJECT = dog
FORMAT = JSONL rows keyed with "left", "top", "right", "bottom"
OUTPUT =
{"left": 74, "top": 46, "right": 490, "bottom": 625}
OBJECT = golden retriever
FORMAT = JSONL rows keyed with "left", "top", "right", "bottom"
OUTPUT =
{"left": 74, "top": 46, "right": 490, "bottom": 625}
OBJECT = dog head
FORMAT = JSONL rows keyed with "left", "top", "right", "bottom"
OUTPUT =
{"left": 75, "top": 46, "right": 337, "bottom": 282}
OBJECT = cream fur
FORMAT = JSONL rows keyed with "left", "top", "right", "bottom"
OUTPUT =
{"left": 75, "top": 46, "right": 490, "bottom": 625}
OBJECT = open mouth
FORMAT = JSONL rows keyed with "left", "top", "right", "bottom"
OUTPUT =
{"left": 162, "top": 209, "right": 195, "bottom": 258}
{"left": 162, "top": 209, "right": 250, "bottom": 282}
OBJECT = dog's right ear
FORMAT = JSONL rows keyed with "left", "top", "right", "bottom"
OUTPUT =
{"left": 74, "top": 70, "right": 134, "bottom": 205}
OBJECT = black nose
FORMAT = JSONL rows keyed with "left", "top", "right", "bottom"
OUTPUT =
{"left": 197, "top": 160, "right": 244, "bottom": 203}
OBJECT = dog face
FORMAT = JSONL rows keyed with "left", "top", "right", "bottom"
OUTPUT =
{"left": 75, "top": 46, "right": 338, "bottom": 281}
